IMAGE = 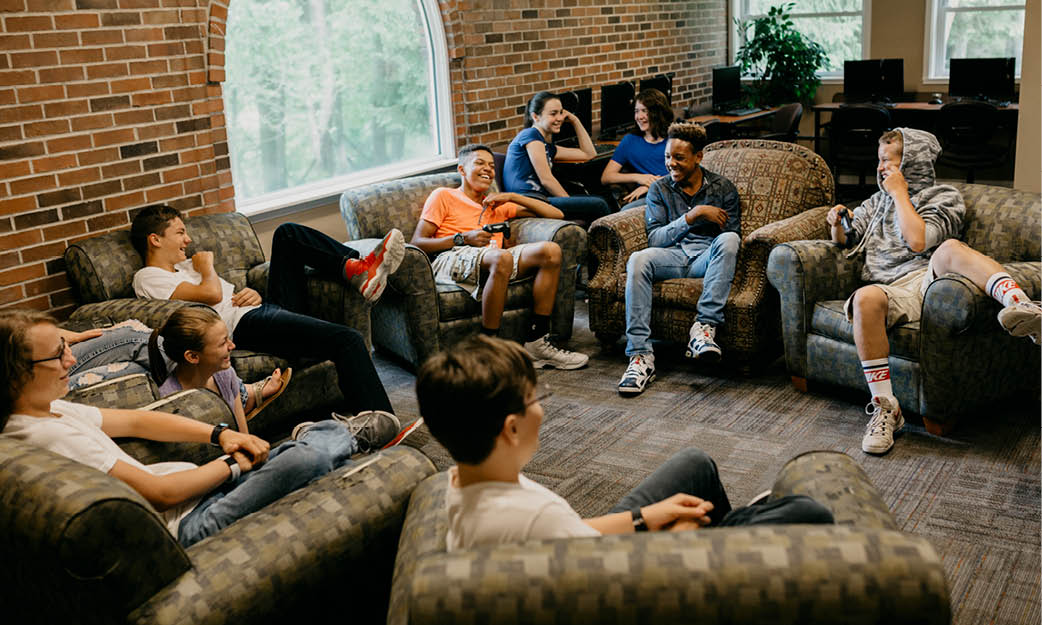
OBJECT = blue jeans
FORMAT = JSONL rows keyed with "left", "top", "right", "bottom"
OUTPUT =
{"left": 548, "top": 195, "right": 612, "bottom": 222}
{"left": 609, "top": 448, "right": 834, "bottom": 527}
{"left": 177, "top": 420, "right": 359, "bottom": 547}
{"left": 623, "top": 232, "right": 740, "bottom": 356}
{"left": 69, "top": 325, "right": 172, "bottom": 389}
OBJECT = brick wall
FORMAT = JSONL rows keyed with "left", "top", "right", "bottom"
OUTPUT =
{"left": 1, "top": 0, "right": 728, "bottom": 316}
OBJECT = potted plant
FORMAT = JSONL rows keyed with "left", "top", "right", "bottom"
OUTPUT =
{"left": 734, "top": 2, "right": 828, "bottom": 108}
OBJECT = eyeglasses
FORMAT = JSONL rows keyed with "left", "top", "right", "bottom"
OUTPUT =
{"left": 525, "top": 384, "right": 553, "bottom": 407}
{"left": 31, "top": 337, "right": 69, "bottom": 365}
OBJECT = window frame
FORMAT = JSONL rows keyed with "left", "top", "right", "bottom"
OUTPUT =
{"left": 231, "top": 0, "right": 457, "bottom": 219}
{"left": 923, "top": 0, "right": 1025, "bottom": 84}
{"left": 729, "top": 0, "right": 871, "bottom": 83}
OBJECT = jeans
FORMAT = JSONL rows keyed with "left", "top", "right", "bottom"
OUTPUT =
{"left": 624, "top": 232, "right": 740, "bottom": 356}
{"left": 177, "top": 420, "right": 360, "bottom": 547}
{"left": 68, "top": 324, "right": 173, "bottom": 389}
{"left": 609, "top": 448, "right": 834, "bottom": 527}
{"left": 548, "top": 195, "right": 613, "bottom": 222}
{"left": 266, "top": 223, "right": 360, "bottom": 314}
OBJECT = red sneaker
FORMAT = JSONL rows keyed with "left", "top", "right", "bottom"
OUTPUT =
{"left": 344, "top": 229, "right": 405, "bottom": 302}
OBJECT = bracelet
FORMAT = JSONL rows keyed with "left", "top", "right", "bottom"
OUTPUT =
{"left": 220, "top": 454, "right": 241, "bottom": 481}
{"left": 631, "top": 507, "right": 648, "bottom": 532}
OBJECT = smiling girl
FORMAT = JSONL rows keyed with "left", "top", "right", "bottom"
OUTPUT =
{"left": 600, "top": 88, "right": 674, "bottom": 208}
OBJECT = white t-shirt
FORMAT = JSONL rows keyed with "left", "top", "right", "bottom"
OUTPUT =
{"left": 444, "top": 466, "right": 600, "bottom": 550}
{"left": 133, "top": 260, "right": 259, "bottom": 335}
{"left": 2, "top": 400, "right": 200, "bottom": 536}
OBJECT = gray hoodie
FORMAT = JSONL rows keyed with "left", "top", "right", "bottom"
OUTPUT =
{"left": 846, "top": 127, "right": 965, "bottom": 284}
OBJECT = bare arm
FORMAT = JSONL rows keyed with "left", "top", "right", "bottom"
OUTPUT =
{"left": 99, "top": 407, "right": 269, "bottom": 461}
{"left": 411, "top": 219, "right": 490, "bottom": 254}
{"left": 108, "top": 456, "right": 240, "bottom": 512}
{"left": 59, "top": 327, "right": 104, "bottom": 344}
{"left": 485, "top": 192, "right": 563, "bottom": 219}
{"left": 555, "top": 110, "right": 596, "bottom": 160}
{"left": 600, "top": 159, "right": 660, "bottom": 188}
{"left": 526, "top": 141, "right": 570, "bottom": 197}
{"left": 169, "top": 252, "right": 223, "bottom": 305}
{"left": 583, "top": 494, "right": 714, "bottom": 534}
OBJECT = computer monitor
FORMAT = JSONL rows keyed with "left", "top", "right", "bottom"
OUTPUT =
{"left": 554, "top": 88, "right": 593, "bottom": 146}
{"left": 711, "top": 66, "right": 742, "bottom": 113}
{"left": 639, "top": 72, "right": 674, "bottom": 104}
{"left": 599, "top": 81, "right": 636, "bottom": 139}
{"left": 949, "top": 57, "right": 1016, "bottom": 102}
{"left": 843, "top": 59, "right": 904, "bottom": 103}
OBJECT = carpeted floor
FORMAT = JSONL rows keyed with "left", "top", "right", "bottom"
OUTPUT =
{"left": 377, "top": 300, "right": 1040, "bottom": 625}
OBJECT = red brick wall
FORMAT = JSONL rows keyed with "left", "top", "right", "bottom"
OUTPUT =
{"left": 1, "top": 0, "right": 727, "bottom": 316}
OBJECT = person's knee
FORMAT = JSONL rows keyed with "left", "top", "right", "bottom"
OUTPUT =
{"left": 852, "top": 286, "right": 887, "bottom": 320}
{"left": 714, "top": 232, "right": 740, "bottom": 257}
{"left": 272, "top": 442, "right": 333, "bottom": 484}
{"left": 540, "top": 242, "right": 562, "bottom": 269}
{"left": 329, "top": 323, "right": 368, "bottom": 353}
{"left": 273, "top": 222, "right": 304, "bottom": 242}
{"left": 487, "top": 249, "right": 513, "bottom": 280}
{"left": 678, "top": 447, "right": 715, "bottom": 472}
{"left": 780, "top": 495, "right": 834, "bottom": 524}
{"left": 932, "top": 238, "right": 968, "bottom": 271}
{"left": 627, "top": 249, "right": 656, "bottom": 277}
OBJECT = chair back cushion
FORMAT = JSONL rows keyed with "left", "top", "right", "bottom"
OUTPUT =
{"left": 702, "top": 140, "right": 835, "bottom": 236}
{"left": 827, "top": 104, "right": 892, "bottom": 164}
{"left": 65, "top": 212, "right": 264, "bottom": 304}
{"left": 339, "top": 173, "right": 461, "bottom": 240}
{"left": 955, "top": 183, "right": 1041, "bottom": 261}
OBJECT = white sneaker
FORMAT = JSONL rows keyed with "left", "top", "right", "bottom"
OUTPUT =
{"left": 998, "top": 300, "right": 1042, "bottom": 345}
{"left": 685, "top": 321, "right": 721, "bottom": 361}
{"left": 618, "top": 353, "right": 655, "bottom": 395}
{"left": 861, "top": 396, "right": 904, "bottom": 454}
{"left": 523, "top": 334, "right": 589, "bottom": 370}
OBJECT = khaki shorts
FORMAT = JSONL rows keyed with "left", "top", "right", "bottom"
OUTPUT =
{"left": 844, "top": 257, "right": 939, "bottom": 328}
{"left": 431, "top": 243, "right": 531, "bottom": 300}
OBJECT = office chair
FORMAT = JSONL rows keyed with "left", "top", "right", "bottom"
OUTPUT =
{"left": 826, "top": 104, "right": 891, "bottom": 199}
{"left": 733, "top": 103, "right": 803, "bottom": 143}
{"left": 935, "top": 101, "right": 1008, "bottom": 184}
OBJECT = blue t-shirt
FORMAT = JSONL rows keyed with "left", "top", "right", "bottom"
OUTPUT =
{"left": 610, "top": 133, "right": 668, "bottom": 176}
{"left": 503, "top": 127, "right": 557, "bottom": 196}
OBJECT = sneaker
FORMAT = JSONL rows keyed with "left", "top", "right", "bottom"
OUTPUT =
{"left": 618, "top": 354, "right": 655, "bottom": 395}
{"left": 344, "top": 229, "right": 405, "bottom": 303}
{"left": 332, "top": 410, "right": 402, "bottom": 453}
{"left": 861, "top": 396, "right": 904, "bottom": 454}
{"left": 998, "top": 301, "right": 1042, "bottom": 345}
{"left": 291, "top": 421, "right": 316, "bottom": 440}
{"left": 523, "top": 334, "right": 589, "bottom": 370}
{"left": 685, "top": 321, "right": 722, "bottom": 361}
{"left": 746, "top": 489, "right": 772, "bottom": 506}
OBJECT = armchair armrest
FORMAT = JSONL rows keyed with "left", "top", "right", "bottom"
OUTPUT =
{"left": 587, "top": 207, "right": 647, "bottom": 293}
{"left": 68, "top": 298, "right": 201, "bottom": 330}
{"left": 744, "top": 205, "right": 831, "bottom": 249}
{"left": 247, "top": 262, "right": 269, "bottom": 298}
{"left": 512, "top": 218, "right": 586, "bottom": 341}
{"left": 767, "top": 240, "right": 864, "bottom": 378}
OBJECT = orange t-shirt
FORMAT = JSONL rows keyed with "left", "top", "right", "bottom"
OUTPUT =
{"left": 419, "top": 187, "right": 520, "bottom": 248}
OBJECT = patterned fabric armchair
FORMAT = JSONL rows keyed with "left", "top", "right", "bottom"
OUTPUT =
{"left": 340, "top": 173, "right": 587, "bottom": 367}
{"left": 767, "top": 183, "right": 1041, "bottom": 432}
{"left": 0, "top": 372, "right": 437, "bottom": 625}
{"left": 387, "top": 451, "right": 949, "bottom": 625}
{"left": 63, "top": 212, "right": 370, "bottom": 435}
{"left": 587, "top": 140, "right": 834, "bottom": 371}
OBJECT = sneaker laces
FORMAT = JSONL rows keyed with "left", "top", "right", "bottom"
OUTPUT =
{"left": 864, "top": 400, "right": 894, "bottom": 436}
{"left": 624, "top": 355, "right": 649, "bottom": 377}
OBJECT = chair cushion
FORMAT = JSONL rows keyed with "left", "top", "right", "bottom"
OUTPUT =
{"left": 651, "top": 277, "right": 703, "bottom": 311}
{"left": 435, "top": 277, "right": 535, "bottom": 322}
{"left": 810, "top": 300, "right": 920, "bottom": 359}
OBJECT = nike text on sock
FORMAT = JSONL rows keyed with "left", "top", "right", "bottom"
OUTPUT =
{"left": 986, "top": 272, "right": 1026, "bottom": 307}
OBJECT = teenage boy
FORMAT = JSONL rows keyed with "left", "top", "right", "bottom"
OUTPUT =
{"left": 618, "top": 122, "right": 741, "bottom": 395}
{"left": 0, "top": 309, "right": 399, "bottom": 547}
{"left": 828, "top": 128, "right": 1040, "bottom": 455}
{"left": 411, "top": 143, "right": 588, "bottom": 370}
{"left": 416, "top": 335, "right": 833, "bottom": 549}
{"left": 130, "top": 205, "right": 403, "bottom": 416}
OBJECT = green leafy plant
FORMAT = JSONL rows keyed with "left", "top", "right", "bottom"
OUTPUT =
{"left": 734, "top": 3, "right": 829, "bottom": 108}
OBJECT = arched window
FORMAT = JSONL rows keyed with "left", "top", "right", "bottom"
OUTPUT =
{"left": 224, "top": 0, "right": 454, "bottom": 215}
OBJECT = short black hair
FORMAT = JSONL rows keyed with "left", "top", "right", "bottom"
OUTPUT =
{"left": 666, "top": 122, "right": 709, "bottom": 153}
{"left": 458, "top": 144, "right": 494, "bottom": 165}
{"left": 416, "top": 335, "right": 537, "bottom": 465}
{"left": 130, "top": 204, "right": 183, "bottom": 260}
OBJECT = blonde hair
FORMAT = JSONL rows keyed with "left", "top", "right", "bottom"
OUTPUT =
{"left": 160, "top": 306, "right": 222, "bottom": 366}
{"left": 879, "top": 130, "right": 903, "bottom": 157}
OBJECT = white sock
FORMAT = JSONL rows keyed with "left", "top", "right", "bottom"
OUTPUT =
{"left": 861, "top": 358, "right": 894, "bottom": 401}
{"left": 986, "top": 272, "right": 1027, "bottom": 307}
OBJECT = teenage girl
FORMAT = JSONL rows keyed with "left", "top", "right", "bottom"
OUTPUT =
{"left": 600, "top": 88, "right": 674, "bottom": 208}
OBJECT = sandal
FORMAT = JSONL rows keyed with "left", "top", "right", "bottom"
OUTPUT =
{"left": 245, "top": 367, "right": 292, "bottom": 420}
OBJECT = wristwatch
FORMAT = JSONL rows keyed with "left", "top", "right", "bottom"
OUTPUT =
{"left": 631, "top": 507, "right": 648, "bottom": 532}
{"left": 453, "top": 233, "right": 465, "bottom": 246}
{"left": 210, "top": 422, "right": 229, "bottom": 446}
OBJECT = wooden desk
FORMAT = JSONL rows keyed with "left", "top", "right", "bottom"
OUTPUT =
{"left": 687, "top": 107, "right": 780, "bottom": 126}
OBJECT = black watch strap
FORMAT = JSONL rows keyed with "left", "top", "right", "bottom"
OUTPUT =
{"left": 631, "top": 507, "right": 648, "bottom": 532}
{"left": 453, "top": 233, "right": 464, "bottom": 246}
{"left": 210, "top": 423, "right": 229, "bottom": 446}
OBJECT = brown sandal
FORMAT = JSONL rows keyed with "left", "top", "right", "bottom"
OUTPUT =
{"left": 245, "top": 367, "right": 292, "bottom": 420}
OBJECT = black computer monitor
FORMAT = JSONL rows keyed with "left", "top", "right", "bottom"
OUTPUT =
{"left": 554, "top": 88, "right": 593, "bottom": 146}
{"left": 599, "top": 81, "right": 636, "bottom": 139}
{"left": 711, "top": 66, "right": 742, "bottom": 113}
{"left": 949, "top": 57, "right": 1016, "bottom": 102}
{"left": 843, "top": 59, "right": 904, "bottom": 103}
{"left": 639, "top": 72, "right": 674, "bottom": 104}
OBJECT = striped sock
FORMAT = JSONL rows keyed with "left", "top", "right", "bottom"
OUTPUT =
{"left": 986, "top": 272, "right": 1027, "bottom": 307}
{"left": 861, "top": 358, "right": 894, "bottom": 401}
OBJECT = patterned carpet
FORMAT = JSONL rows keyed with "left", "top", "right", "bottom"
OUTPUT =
{"left": 376, "top": 299, "right": 1040, "bottom": 625}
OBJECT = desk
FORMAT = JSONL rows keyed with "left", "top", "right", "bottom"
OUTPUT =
{"left": 812, "top": 101, "right": 1020, "bottom": 154}
{"left": 687, "top": 107, "right": 780, "bottom": 126}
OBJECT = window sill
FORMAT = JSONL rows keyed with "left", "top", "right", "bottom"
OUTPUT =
{"left": 241, "top": 156, "right": 458, "bottom": 224}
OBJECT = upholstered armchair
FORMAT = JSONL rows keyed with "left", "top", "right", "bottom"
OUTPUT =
{"left": 63, "top": 212, "right": 369, "bottom": 435}
{"left": 767, "top": 183, "right": 1041, "bottom": 433}
{"left": 1, "top": 372, "right": 437, "bottom": 625}
{"left": 587, "top": 140, "right": 835, "bottom": 371}
{"left": 387, "top": 450, "right": 950, "bottom": 625}
{"left": 339, "top": 173, "right": 587, "bottom": 367}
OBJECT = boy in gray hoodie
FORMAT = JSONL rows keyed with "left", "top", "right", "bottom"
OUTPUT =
{"left": 827, "top": 128, "right": 1040, "bottom": 455}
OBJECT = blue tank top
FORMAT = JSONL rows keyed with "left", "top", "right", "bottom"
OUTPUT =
{"left": 503, "top": 127, "right": 557, "bottom": 196}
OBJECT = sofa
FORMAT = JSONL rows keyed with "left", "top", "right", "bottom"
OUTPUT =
{"left": 766, "top": 183, "right": 1041, "bottom": 432}
{"left": 587, "top": 139, "right": 834, "bottom": 371}
{"left": 63, "top": 211, "right": 371, "bottom": 436}
{"left": 387, "top": 450, "right": 950, "bottom": 625}
{"left": 339, "top": 173, "right": 587, "bottom": 367}
{"left": 0, "top": 372, "right": 437, "bottom": 625}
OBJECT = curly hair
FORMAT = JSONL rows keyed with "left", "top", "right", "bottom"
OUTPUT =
{"left": 633, "top": 88, "right": 674, "bottom": 140}
{"left": 666, "top": 122, "right": 709, "bottom": 152}
{"left": 0, "top": 309, "right": 56, "bottom": 426}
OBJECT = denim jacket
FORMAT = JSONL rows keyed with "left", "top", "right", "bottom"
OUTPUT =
{"left": 644, "top": 166, "right": 741, "bottom": 258}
